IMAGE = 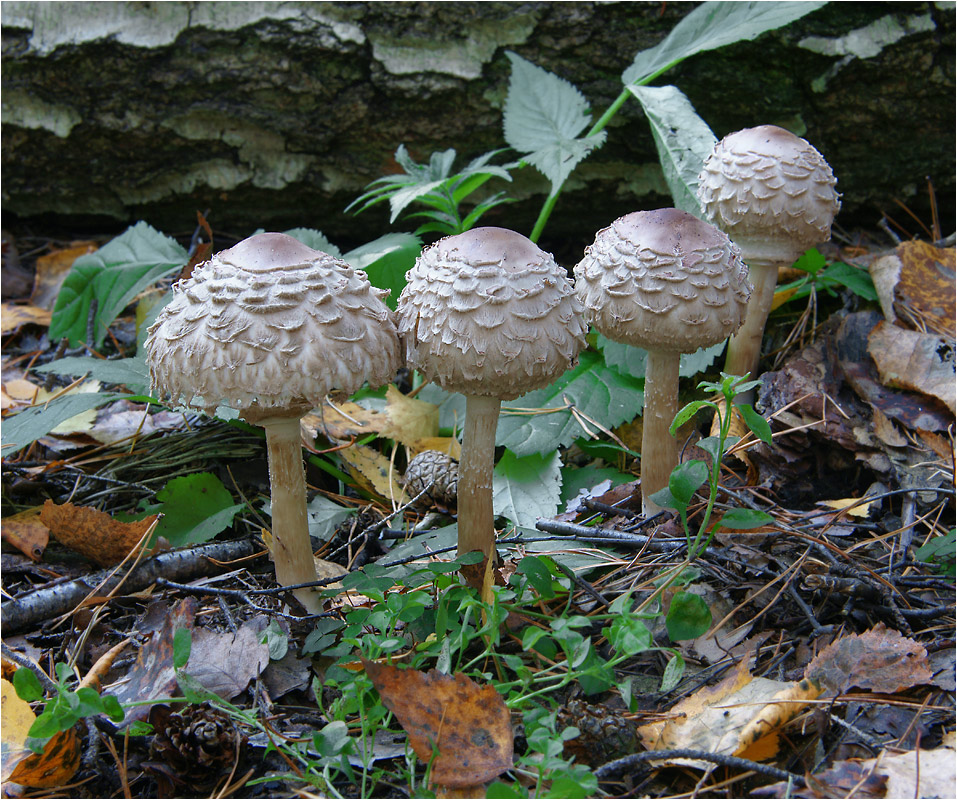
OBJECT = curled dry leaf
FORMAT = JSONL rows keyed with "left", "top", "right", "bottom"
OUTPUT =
{"left": 40, "top": 499, "right": 158, "bottom": 567}
{"left": 1, "top": 506, "right": 50, "bottom": 561}
{"left": 362, "top": 659, "right": 513, "bottom": 788}
{"left": 0, "top": 303, "right": 52, "bottom": 334}
{"left": 867, "top": 321, "right": 956, "bottom": 414}
{"left": 804, "top": 622, "right": 934, "bottom": 696}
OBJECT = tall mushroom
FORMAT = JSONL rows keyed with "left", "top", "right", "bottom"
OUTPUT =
{"left": 146, "top": 232, "right": 400, "bottom": 613}
{"left": 574, "top": 209, "right": 751, "bottom": 514}
{"left": 696, "top": 125, "right": 840, "bottom": 398}
{"left": 396, "top": 227, "right": 586, "bottom": 561}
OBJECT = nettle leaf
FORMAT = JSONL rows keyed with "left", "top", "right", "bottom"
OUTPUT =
{"left": 0, "top": 392, "right": 122, "bottom": 455}
{"left": 344, "top": 233, "right": 422, "bottom": 310}
{"left": 503, "top": 51, "right": 606, "bottom": 195}
{"left": 284, "top": 228, "right": 342, "bottom": 257}
{"left": 628, "top": 84, "right": 717, "bottom": 217}
{"left": 305, "top": 495, "right": 356, "bottom": 542}
{"left": 497, "top": 350, "right": 644, "bottom": 457}
{"left": 50, "top": 222, "right": 187, "bottom": 348}
{"left": 33, "top": 355, "right": 150, "bottom": 394}
{"left": 598, "top": 335, "right": 725, "bottom": 380}
{"left": 623, "top": 1, "right": 827, "bottom": 87}
{"left": 492, "top": 449, "right": 562, "bottom": 529}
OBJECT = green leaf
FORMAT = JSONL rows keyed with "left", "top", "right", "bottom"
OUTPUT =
{"left": 516, "top": 556, "right": 557, "bottom": 600}
{"left": 344, "top": 233, "right": 422, "bottom": 310}
{"left": 822, "top": 261, "right": 879, "bottom": 301}
{"left": 719, "top": 508, "right": 774, "bottom": 529}
{"left": 262, "top": 620, "right": 289, "bottom": 661}
{"left": 914, "top": 529, "right": 956, "bottom": 577}
{"left": 628, "top": 84, "right": 717, "bottom": 216}
{"left": 792, "top": 247, "right": 827, "bottom": 275}
{"left": 153, "top": 472, "right": 244, "bottom": 546}
{"left": 13, "top": 668, "right": 44, "bottom": 702}
{"left": 305, "top": 495, "right": 356, "bottom": 543}
{"left": 0, "top": 391, "right": 121, "bottom": 456}
{"left": 669, "top": 460, "right": 709, "bottom": 507}
{"left": 606, "top": 615, "right": 653, "bottom": 656}
{"left": 560, "top": 466, "right": 634, "bottom": 510}
{"left": 495, "top": 350, "right": 645, "bottom": 457}
{"left": 670, "top": 400, "right": 715, "bottom": 436}
{"left": 597, "top": 335, "right": 725, "bottom": 380}
{"left": 27, "top": 711, "right": 61, "bottom": 742}
{"left": 49, "top": 222, "right": 187, "bottom": 347}
{"left": 492, "top": 450, "right": 562, "bottom": 529}
{"left": 283, "top": 228, "right": 343, "bottom": 257}
{"left": 623, "top": 1, "right": 827, "bottom": 86}
{"left": 666, "top": 591, "right": 712, "bottom": 641}
{"left": 660, "top": 652, "right": 685, "bottom": 692}
{"left": 173, "top": 628, "right": 192, "bottom": 670}
{"left": 503, "top": 51, "right": 606, "bottom": 195}
{"left": 739, "top": 404, "right": 773, "bottom": 444}
{"left": 33, "top": 355, "right": 151, "bottom": 394}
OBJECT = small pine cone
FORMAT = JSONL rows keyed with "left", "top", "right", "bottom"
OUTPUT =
{"left": 557, "top": 699, "right": 637, "bottom": 767}
{"left": 145, "top": 703, "right": 247, "bottom": 796}
{"left": 405, "top": 450, "right": 458, "bottom": 510}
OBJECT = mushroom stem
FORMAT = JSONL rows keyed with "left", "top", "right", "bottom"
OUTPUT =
{"left": 457, "top": 394, "right": 501, "bottom": 560}
{"left": 262, "top": 415, "right": 322, "bottom": 613}
{"left": 641, "top": 349, "right": 681, "bottom": 516}
{"left": 723, "top": 259, "right": 779, "bottom": 404}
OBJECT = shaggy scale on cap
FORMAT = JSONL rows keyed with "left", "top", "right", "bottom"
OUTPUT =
{"left": 146, "top": 232, "right": 400, "bottom": 416}
{"left": 396, "top": 227, "right": 587, "bottom": 400}
{"left": 696, "top": 125, "right": 840, "bottom": 264}
{"left": 574, "top": 209, "right": 752, "bottom": 353}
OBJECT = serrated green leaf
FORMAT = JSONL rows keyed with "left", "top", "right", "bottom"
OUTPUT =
{"left": 628, "top": 84, "right": 717, "bottom": 217}
{"left": 666, "top": 591, "right": 712, "bottom": 641}
{"left": 153, "top": 472, "right": 243, "bottom": 546}
{"left": 344, "top": 233, "right": 422, "bottom": 310}
{"left": 492, "top": 450, "right": 562, "bottom": 529}
{"left": 33, "top": 355, "right": 150, "bottom": 394}
{"left": 496, "top": 350, "right": 645, "bottom": 456}
{"left": 503, "top": 51, "right": 606, "bottom": 194}
{"left": 623, "top": 1, "right": 827, "bottom": 87}
{"left": 283, "top": 228, "right": 343, "bottom": 257}
{"left": 0, "top": 391, "right": 121, "bottom": 455}
{"left": 597, "top": 335, "right": 725, "bottom": 380}
{"left": 49, "top": 222, "right": 187, "bottom": 348}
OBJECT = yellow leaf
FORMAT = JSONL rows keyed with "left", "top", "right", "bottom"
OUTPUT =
{"left": 339, "top": 444, "right": 408, "bottom": 506}
{"left": 0, "top": 303, "right": 52, "bottom": 334}
{"left": 819, "top": 497, "right": 875, "bottom": 518}
{"left": 380, "top": 384, "right": 439, "bottom": 447}
{"left": 409, "top": 436, "right": 462, "bottom": 460}
{"left": 302, "top": 400, "right": 385, "bottom": 442}
{"left": 32, "top": 380, "right": 102, "bottom": 436}
{"left": 770, "top": 286, "right": 799, "bottom": 312}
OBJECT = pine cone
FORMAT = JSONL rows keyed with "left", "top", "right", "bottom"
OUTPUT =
{"left": 404, "top": 450, "right": 458, "bottom": 511}
{"left": 557, "top": 699, "right": 637, "bottom": 767}
{"left": 145, "top": 703, "right": 247, "bottom": 797}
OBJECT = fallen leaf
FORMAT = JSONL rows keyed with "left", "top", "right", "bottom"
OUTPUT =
{"left": 0, "top": 303, "right": 52, "bottom": 334}
{"left": 817, "top": 497, "right": 877, "bottom": 519}
{"left": 339, "top": 443, "right": 408, "bottom": 505}
{"left": 379, "top": 384, "right": 439, "bottom": 447}
{"left": 40, "top": 500, "right": 158, "bottom": 567}
{"left": 1, "top": 507, "right": 49, "bottom": 561}
{"left": 33, "top": 380, "right": 103, "bottom": 436}
{"left": 30, "top": 243, "right": 99, "bottom": 311}
{"left": 362, "top": 659, "right": 513, "bottom": 788}
{"left": 1, "top": 678, "right": 81, "bottom": 788}
{"left": 868, "top": 321, "right": 956, "bottom": 413}
{"left": 1, "top": 377, "right": 40, "bottom": 410}
{"left": 185, "top": 617, "right": 270, "bottom": 700}
{"left": 895, "top": 240, "right": 956, "bottom": 338}
{"left": 753, "top": 758, "right": 887, "bottom": 798}
{"left": 858, "top": 741, "right": 957, "bottom": 800}
{"left": 804, "top": 622, "right": 934, "bottom": 695}
{"left": 87, "top": 404, "right": 187, "bottom": 445}
{"left": 107, "top": 598, "right": 196, "bottom": 725}
{"left": 409, "top": 436, "right": 462, "bottom": 460}
{"left": 303, "top": 400, "right": 385, "bottom": 442}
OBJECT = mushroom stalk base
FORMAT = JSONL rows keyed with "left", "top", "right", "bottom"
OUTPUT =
{"left": 724, "top": 259, "right": 779, "bottom": 404}
{"left": 458, "top": 394, "right": 501, "bottom": 561}
{"left": 641, "top": 350, "right": 680, "bottom": 516}
{"left": 263, "top": 415, "right": 322, "bottom": 614}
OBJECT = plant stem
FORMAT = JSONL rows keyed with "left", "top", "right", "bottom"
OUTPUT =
{"left": 641, "top": 349, "right": 680, "bottom": 515}
{"left": 457, "top": 394, "right": 502, "bottom": 559}
{"left": 263, "top": 415, "right": 322, "bottom": 613}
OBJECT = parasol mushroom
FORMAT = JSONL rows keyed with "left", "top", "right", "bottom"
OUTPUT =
{"left": 146, "top": 232, "right": 400, "bottom": 613}
{"left": 696, "top": 125, "right": 840, "bottom": 399}
{"left": 574, "top": 209, "right": 751, "bottom": 514}
{"left": 396, "top": 227, "right": 586, "bottom": 561}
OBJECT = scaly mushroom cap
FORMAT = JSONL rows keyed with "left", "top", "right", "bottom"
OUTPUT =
{"left": 696, "top": 125, "right": 840, "bottom": 264}
{"left": 396, "top": 227, "right": 586, "bottom": 400}
{"left": 574, "top": 209, "right": 752, "bottom": 353}
{"left": 146, "top": 232, "right": 400, "bottom": 416}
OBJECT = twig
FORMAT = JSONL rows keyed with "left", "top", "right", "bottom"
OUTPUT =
{"left": 593, "top": 748, "right": 806, "bottom": 785}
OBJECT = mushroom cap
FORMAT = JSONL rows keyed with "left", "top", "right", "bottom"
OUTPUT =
{"left": 574, "top": 208, "right": 752, "bottom": 353}
{"left": 396, "top": 227, "right": 587, "bottom": 400}
{"left": 146, "top": 232, "right": 401, "bottom": 416}
{"left": 696, "top": 125, "right": 840, "bottom": 263}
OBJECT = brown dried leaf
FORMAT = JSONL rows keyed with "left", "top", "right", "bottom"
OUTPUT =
{"left": 1, "top": 507, "right": 49, "bottom": 561}
{"left": 804, "top": 622, "right": 933, "bottom": 696}
{"left": 896, "top": 240, "right": 956, "bottom": 338}
{"left": 40, "top": 500, "right": 158, "bottom": 567}
{"left": 107, "top": 598, "right": 196, "bottom": 725}
{"left": 185, "top": 617, "right": 270, "bottom": 700}
{"left": 30, "top": 242, "right": 98, "bottom": 310}
{"left": 362, "top": 659, "right": 513, "bottom": 788}
{"left": 0, "top": 303, "right": 52, "bottom": 334}
{"left": 868, "top": 321, "right": 955, "bottom": 413}
{"left": 753, "top": 759, "right": 888, "bottom": 798}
